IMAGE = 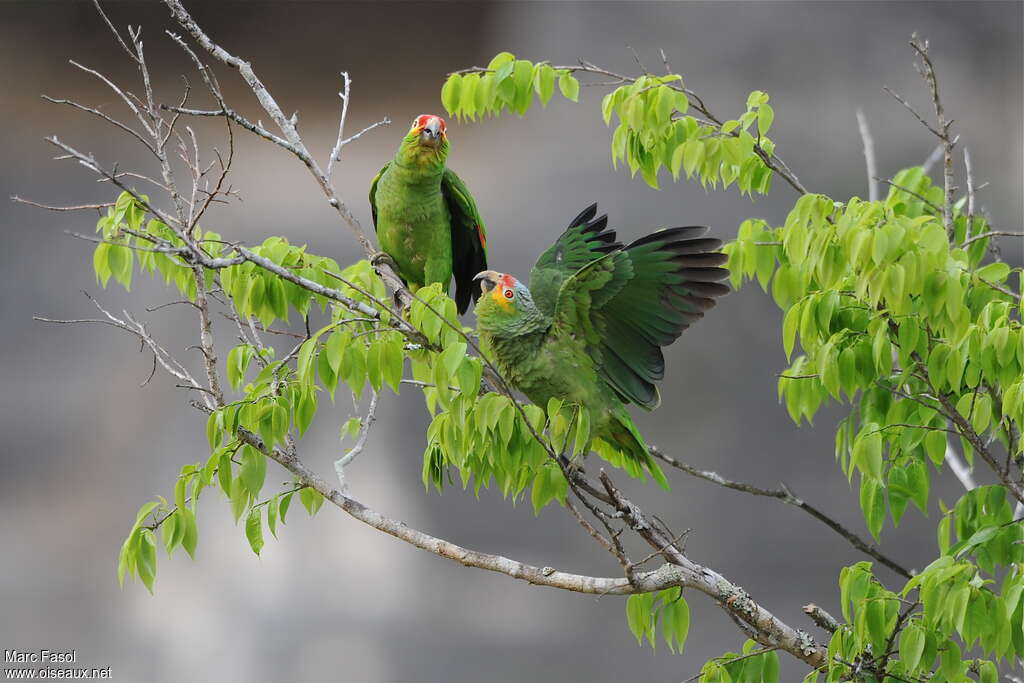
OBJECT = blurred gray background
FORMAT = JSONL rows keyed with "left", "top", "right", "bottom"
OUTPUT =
{"left": 2, "top": 2, "right": 1021, "bottom": 682}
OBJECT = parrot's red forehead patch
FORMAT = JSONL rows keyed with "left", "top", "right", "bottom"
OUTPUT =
{"left": 413, "top": 114, "right": 446, "bottom": 134}
{"left": 499, "top": 273, "right": 517, "bottom": 288}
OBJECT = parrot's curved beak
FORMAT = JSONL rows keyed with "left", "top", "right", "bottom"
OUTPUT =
{"left": 473, "top": 270, "right": 501, "bottom": 293}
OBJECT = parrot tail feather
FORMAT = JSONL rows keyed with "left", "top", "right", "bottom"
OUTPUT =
{"left": 592, "top": 414, "right": 670, "bottom": 489}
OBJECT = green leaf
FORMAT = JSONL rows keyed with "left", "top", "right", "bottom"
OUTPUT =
{"left": 859, "top": 476, "right": 885, "bottom": 541}
{"left": 761, "top": 649, "right": 779, "bottom": 683}
{"left": 245, "top": 507, "right": 264, "bottom": 555}
{"left": 239, "top": 445, "right": 267, "bottom": 497}
{"left": 924, "top": 430, "right": 946, "bottom": 466}
{"left": 279, "top": 490, "right": 294, "bottom": 524}
{"left": 939, "top": 640, "right": 961, "bottom": 680}
{"left": 267, "top": 494, "right": 279, "bottom": 538}
{"left": 229, "top": 477, "right": 249, "bottom": 523}
{"left": 325, "top": 329, "right": 346, "bottom": 375}
{"left": 668, "top": 596, "right": 689, "bottom": 654}
{"left": 206, "top": 410, "right": 222, "bottom": 451}
{"left": 300, "top": 486, "right": 324, "bottom": 517}
{"left": 972, "top": 393, "right": 992, "bottom": 433}
{"left": 852, "top": 427, "right": 883, "bottom": 480}
{"left": 295, "top": 387, "right": 317, "bottom": 437}
{"left": 440, "top": 341, "right": 467, "bottom": 378}
{"left": 976, "top": 261, "right": 1010, "bottom": 283}
{"left": 136, "top": 529, "right": 157, "bottom": 593}
{"left": 899, "top": 623, "right": 925, "bottom": 672}
{"left": 161, "top": 510, "right": 180, "bottom": 555}
{"left": 558, "top": 72, "right": 579, "bottom": 102}
{"left": 535, "top": 64, "right": 556, "bottom": 106}
{"left": 179, "top": 507, "right": 198, "bottom": 558}
{"left": 782, "top": 304, "right": 799, "bottom": 360}
{"left": 487, "top": 52, "right": 515, "bottom": 72}
{"left": 682, "top": 140, "right": 704, "bottom": 179}
{"left": 757, "top": 104, "right": 774, "bottom": 135}
{"left": 626, "top": 594, "right": 649, "bottom": 644}
{"left": 440, "top": 74, "right": 462, "bottom": 115}
{"left": 978, "top": 660, "right": 997, "bottom": 683}
{"left": 341, "top": 416, "right": 361, "bottom": 440}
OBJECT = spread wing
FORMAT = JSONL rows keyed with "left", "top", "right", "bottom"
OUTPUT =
{"left": 553, "top": 226, "right": 729, "bottom": 409}
{"left": 529, "top": 203, "right": 622, "bottom": 317}
{"left": 441, "top": 168, "right": 488, "bottom": 314}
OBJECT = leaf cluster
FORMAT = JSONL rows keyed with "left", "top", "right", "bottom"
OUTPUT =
{"left": 603, "top": 82, "right": 775, "bottom": 192}
{"left": 440, "top": 52, "right": 579, "bottom": 121}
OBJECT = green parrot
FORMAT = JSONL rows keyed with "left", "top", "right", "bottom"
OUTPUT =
{"left": 369, "top": 114, "right": 488, "bottom": 314}
{"left": 473, "top": 204, "right": 729, "bottom": 485}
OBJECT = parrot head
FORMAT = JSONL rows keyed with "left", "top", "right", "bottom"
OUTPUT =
{"left": 410, "top": 114, "right": 447, "bottom": 146}
{"left": 398, "top": 114, "right": 449, "bottom": 167}
{"left": 473, "top": 270, "right": 543, "bottom": 335}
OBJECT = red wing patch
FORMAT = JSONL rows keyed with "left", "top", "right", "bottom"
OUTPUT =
{"left": 476, "top": 223, "right": 487, "bottom": 250}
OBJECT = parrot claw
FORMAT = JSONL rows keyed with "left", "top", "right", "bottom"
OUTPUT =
{"left": 370, "top": 251, "right": 398, "bottom": 270}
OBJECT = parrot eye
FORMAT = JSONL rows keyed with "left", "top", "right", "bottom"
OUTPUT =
{"left": 503, "top": 288, "right": 514, "bottom": 300}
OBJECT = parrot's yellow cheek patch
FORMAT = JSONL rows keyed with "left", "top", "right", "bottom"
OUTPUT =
{"left": 491, "top": 287, "right": 512, "bottom": 310}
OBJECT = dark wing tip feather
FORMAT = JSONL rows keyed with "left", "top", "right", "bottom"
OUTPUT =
{"left": 678, "top": 281, "right": 731, "bottom": 299}
{"left": 567, "top": 203, "right": 598, "bottom": 230}
{"left": 672, "top": 252, "right": 729, "bottom": 268}
{"left": 627, "top": 225, "right": 709, "bottom": 248}
{"left": 671, "top": 292, "right": 720, "bottom": 313}
{"left": 667, "top": 237, "right": 723, "bottom": 254}
{"left": 583, "top": 214, "right": 609, "bottom": 234}
{"left": 675, "top": 266, "right": 731, "bottom": 283}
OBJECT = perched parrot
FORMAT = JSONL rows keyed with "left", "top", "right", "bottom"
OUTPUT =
{"left": 473, "top": 204, "right": 729, "bottom": 484}
{"left": 369, "top": 114, "right": 488, "bottom": 314}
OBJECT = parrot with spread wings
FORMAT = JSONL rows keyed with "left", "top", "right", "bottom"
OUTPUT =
{"left": 473, "top": 204, "right": 729, "bottom": 485}
{"left": 370, "top": 114, "right": 488, "bottom": 314}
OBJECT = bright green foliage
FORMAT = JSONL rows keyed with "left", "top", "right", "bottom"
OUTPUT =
{"left": 626, "top": 588, "right": 691, "bottom": 654}
{"left": 604, "top": 81, "right": 775, "bottom": 191}
{"left": 93, "top": 191, "right": 214, "bottom": 297}
{"left": 695, "top": 640, "right": 780, "bottom": 683}
{"left": 725, "top": 170, "right": 1022, "bottom": 679}
{"left": 92, "top": 193, "right": 346, "bottom": 328}
{"left": 826, "top": 555, "right": 1024, "bottom": 683}
{"left": 421, "top": 390, "right": 595, "bottom": 513}
{"left": 219, "top": 238, "right": 343, "bottom": 326}
{"left": 726, "top": 172, "right": 1021, "bottom": 544}
{"left": 440, "top": 52, "right": 579, "bottom": 121}
{"left": 118, "top": 444, "right": 310, "bottom": 575}
{"left": 443, "top": 53, "right": 775, "bottom": 192}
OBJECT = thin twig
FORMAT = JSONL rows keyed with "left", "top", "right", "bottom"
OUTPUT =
{"left": 334, "top": 391, "right": 380, "bottom": 494}
{"left": 855, "top": 109, "right": 878, "bottom": 202}
{"left": 908, "top": 34, "right": 956, "bottom": 237}
{"left": 963, "top": 147, "right": 976, "bottom": 241}
{"left": 649, "top": 447, "right": 913, "bottom": 579}
{"left": 962, "top": 231, "right": 1024, "bottom": 247}
{"left": 11, "top": 196, "right": 114, "bottom": 212}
